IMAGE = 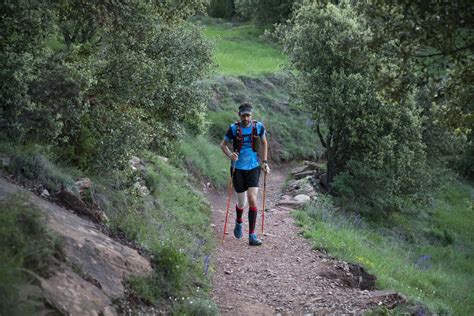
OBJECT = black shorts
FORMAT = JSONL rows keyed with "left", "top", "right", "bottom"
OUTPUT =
{"left": 231, "top": 166, "right": 261, "bottom": 193}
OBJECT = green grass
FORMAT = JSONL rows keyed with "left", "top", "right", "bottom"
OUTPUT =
{"left": 0, "top": 194, "right": 62, "bottom": 315}
{"left": 205, "top": 74, "right": 320, "bottom": 163}
{"left": 200, "top": 19, "right": 287, "bottom": 75}
{"left": 294, "top": 178, "right": 474, "bottom": 315}
{"left": 108, "top": 151, "right": 216, "bottom": 313}
{"left": 2, "top": 142, "right": 217, "bottom": 314}
{"left": 0, "top": 142, "right": 80, "bottom": 193}
{"left": 179, "top": 135, "right": 229, "bottom": 189}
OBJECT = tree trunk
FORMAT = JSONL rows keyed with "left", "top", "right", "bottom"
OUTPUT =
{"left": 326, "top": 145, "right": 337, "bottom": 193}
{"left": 315, "top": 123, "right": 337, "bottom": 192}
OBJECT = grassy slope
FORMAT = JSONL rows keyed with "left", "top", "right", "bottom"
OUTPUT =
{"left": 0, "top": 143, "right": 218, "bottom": 314}
{"left": 180, "top": 18, "right": 318, "bottom": 189}
{"left": 199, "top": 18, "right": 287, "bottom": 76}
{"left": 294, "top": 179, "right": 474, "bottom": 314}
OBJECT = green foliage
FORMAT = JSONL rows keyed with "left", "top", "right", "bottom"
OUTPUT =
{"left": 73, "top": 108, "right": 154, "bottom": 171}
{"left": 172, "top": 298, "right": 219, "bottom": 316}
{"left": 0, "top": 194, "right": 62, "bottom": 315}
{"left": 3, "top": 144, "right": 76, "bottom": 193}
{"left": 295, "top": 178, "right": 474, "bottom": 315}
{"left": 127, "top": 245, "right": 187, "bottom": 302}
{"left": 201, "top": 19, "right": 287, "bottom": 75}
{"left": 0, "top": 0, "right": 55, "bottom": 141}
{"left": 356, "top": 1, "right": 473, "bottom": 181}
{"left": 179, "top": 135, "right": 229, "bottom": 188}
{"left": 207, "top": 0, "right": 235, "bottom": 19}
{"left": 235, "top": 0, "right": 299, "bottom": 26}
{"left": 1, "top": 1, "right": 213, "bottom": 171}
{"left": 106, "top": 152, "right": 214, "bottom": 312}
{"left": 458, "top": 138, "right": 474, "bottom": 180}
{"left": 359, "top": 1, "right": 473, "bottom": 135}
{"left": 281, "top": 2, "right": 429, "bottom": 214}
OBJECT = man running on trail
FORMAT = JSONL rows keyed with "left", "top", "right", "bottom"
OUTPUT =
{"left": 220, "top": 102, "right": 270, "bottom": 246}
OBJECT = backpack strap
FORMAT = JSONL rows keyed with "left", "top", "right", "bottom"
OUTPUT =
{"left": 234, "top": 120, "right": 258, "bottom": 153}
{"left": 251, "top": 120, "right": 255, "bottom": 152}
{"left": 252, "top": 120, "right": 260, "bottom": 152}
{"left": 234, "top": 121, "right": 243, "bottom": 153}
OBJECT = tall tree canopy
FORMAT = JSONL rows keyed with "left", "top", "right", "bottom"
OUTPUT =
{"left": 360, "top": 0, "right": 473, "bottom": 134}
{"left": 280, "top": 2, "right": 430, "bottom": 215}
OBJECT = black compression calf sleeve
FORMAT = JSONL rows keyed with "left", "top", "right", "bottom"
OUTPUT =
{"left": 236, "top": 205, "right": 244, "bottom": 223}
{"left": 248, "top": 206, "right": 257, "bottom": 234}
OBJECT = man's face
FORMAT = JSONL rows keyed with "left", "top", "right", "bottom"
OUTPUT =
{"left": 240, "top": 113, "right": 252, "bottom": 126}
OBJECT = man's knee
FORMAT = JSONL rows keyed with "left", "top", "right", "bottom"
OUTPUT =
{"left": 247, "top": 187, "right": 258, "bottom": 206}
{"left": 236, "top": 191, "right": 247, "bottom": 208}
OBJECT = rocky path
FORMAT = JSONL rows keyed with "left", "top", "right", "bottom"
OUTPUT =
{"left": 209, "top": 164, "right": 404, "bottom": 315}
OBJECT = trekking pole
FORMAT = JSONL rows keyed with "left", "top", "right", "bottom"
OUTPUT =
{"left": 261, "top": 170, "right": 267, "bottom": 234}
{"left": 222, "top": 163, "right": 236, "bottom": 243}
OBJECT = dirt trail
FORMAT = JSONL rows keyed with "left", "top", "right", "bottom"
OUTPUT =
{"left": 208, "top": 164, "right": 394, "bottom": 315}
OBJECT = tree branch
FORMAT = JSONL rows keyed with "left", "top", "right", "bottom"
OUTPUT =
{"left": 415, "top": 44, "right": 474, "bottom": 58}
{"left": 316, "top": 123, "right": 327, "bottom": 149}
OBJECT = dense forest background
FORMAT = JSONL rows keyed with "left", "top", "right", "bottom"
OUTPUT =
{"left": 1, "top": 0, "right": 472, "bottom": 314}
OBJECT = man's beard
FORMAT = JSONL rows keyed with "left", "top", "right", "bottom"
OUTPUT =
{"left": 241, "top": 120, "right": 251, "bottom": 127}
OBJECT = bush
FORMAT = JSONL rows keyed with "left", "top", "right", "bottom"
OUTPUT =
{"left": 7, "top": 152, "right": 76, "bottom": 193}
{"left": 2, "top": 2, "right": 213, "bottom": 171}
{"left": 127, "top": 245, "right": 188, "bottom": 303}
{"left": 235, "top": 0, "right": 299, "bottom": 26}
{"left": 173, "top": 298, "right": 219, "bottom": 316}
{"left": 281, "top": 2, "right": 429, "bottom": 215}
{"left": 0, "top": 194, "right": 62, "bottom": 315}
{"left": 77, "top": 108, "right": 153, "bottom": 171}
{"left": 207, "top": 0, "right": 235, "bottom": 19}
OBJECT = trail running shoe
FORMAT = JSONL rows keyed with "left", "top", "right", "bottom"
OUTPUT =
{"left": 249, "top": 233, "right": 262, "bottom": 246}
{"left": 234, "top": 222, "right": 243, "bottom": 239}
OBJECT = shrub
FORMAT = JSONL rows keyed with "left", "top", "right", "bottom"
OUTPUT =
{"left": 2, "top": 2, "right": 213, "bottom": 171}
{"left": 172, "top": 298, "right": 219, "bottom": 316}
{"left": 0, "top": 194, "right": 62, "bottom": 315}
{"left": 235, "top": 0, "right": 299, "bottom": 26}
{"left": 127, "top": 245, "right": 188, "bottom": 303}
{"left": 7, "top": 152, "right": 75, "bottom": 193}
{"left": 207, "top": 0, "right": 235, "bottom": 19}
{"left": 107, "top": 153, "right": 215, "bottom": 312}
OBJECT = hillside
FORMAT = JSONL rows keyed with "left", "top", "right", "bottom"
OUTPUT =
{"left": 2, "top": 2, "right": 473, "bottom": 315}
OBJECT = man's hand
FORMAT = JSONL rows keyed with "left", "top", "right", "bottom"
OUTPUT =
{"left": 262, "top": 162, "right": 270, "bottom": 174}
{"left": 230, "top": 152, "right": 239, "bottom": 161}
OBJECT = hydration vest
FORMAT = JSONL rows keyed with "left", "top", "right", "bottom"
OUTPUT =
{"left": 233, "top": 120, "right": 260, "bottom": 153}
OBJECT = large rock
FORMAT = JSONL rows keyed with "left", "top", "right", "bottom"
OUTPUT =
{"left": 57, "top": 187, "right": 108, "bottom": 223}
{"left": 0, "top": 178, "right": 153, "bottom": 312}
{"left": 276, "top": 194, "right": 311, "bottom": 209}
{"left": 286, "top": 178, "right": 316, "bottom": 197}
{"left": 40, "top": 267, "right": 116, "bottom": 316}
{"left": 291, "top": 165, "right": 311, "bottom": 175}
{"left": 293, "top": 170, "right": 317, "bottom": 180}
{"left": 294, "top": 194, "right": 311, "bottom": 203}
{"left": 303, "top": 160, "right": 324, "bottom": 170}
